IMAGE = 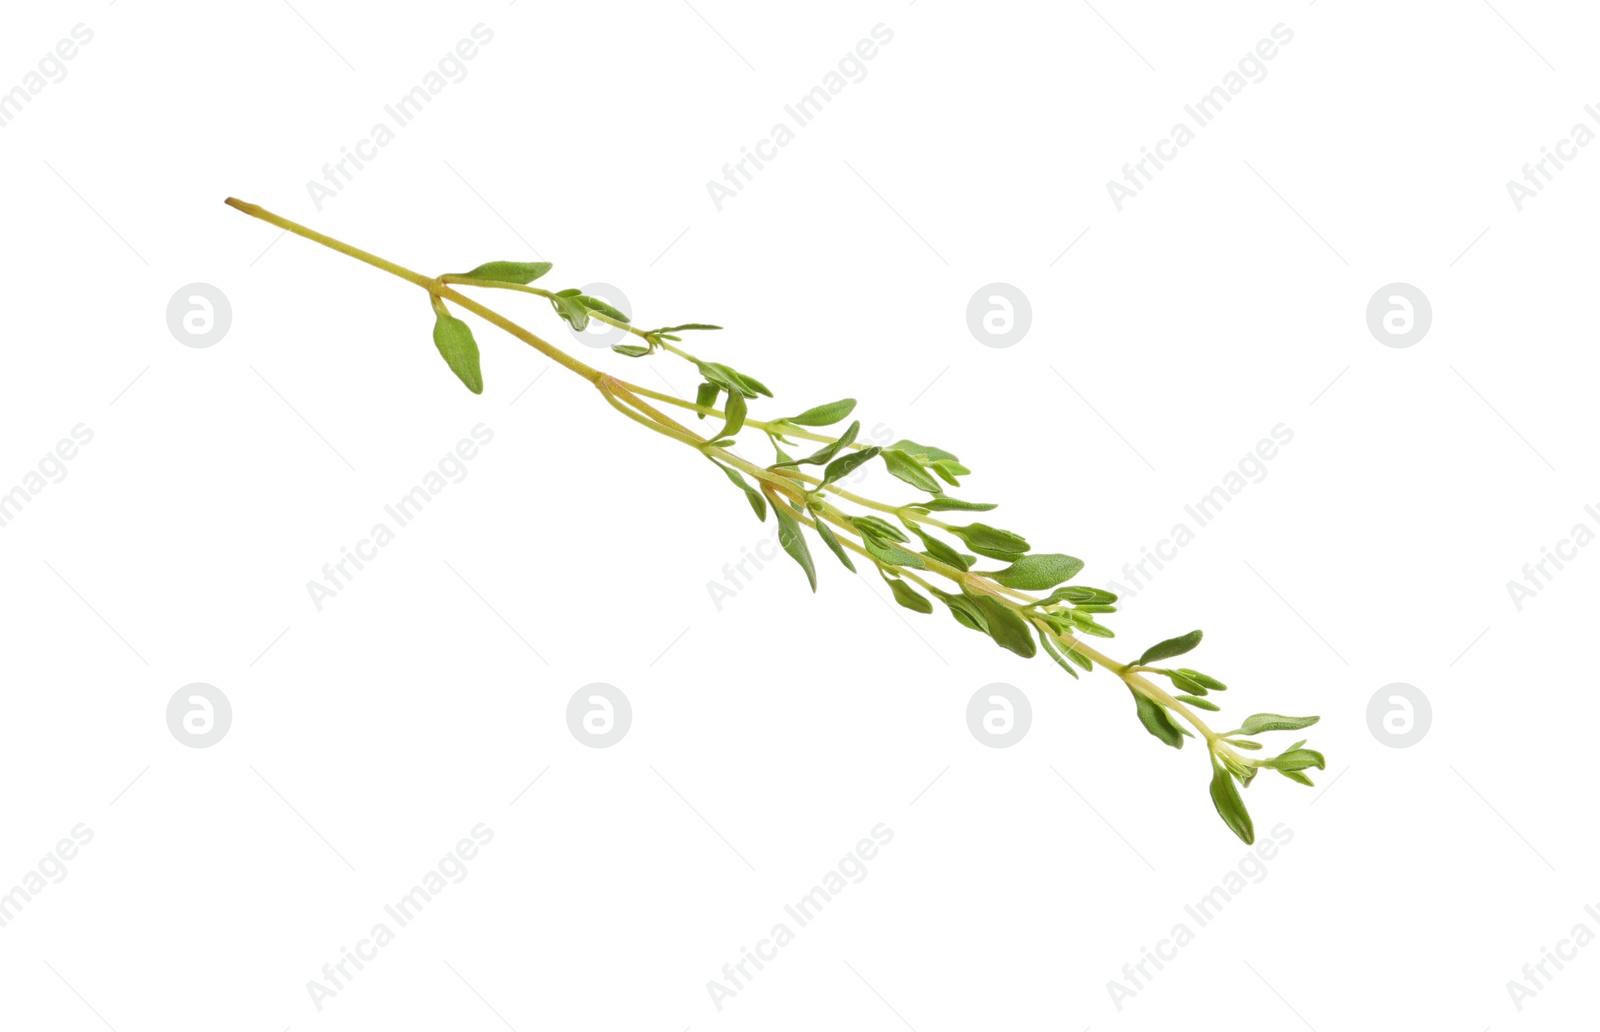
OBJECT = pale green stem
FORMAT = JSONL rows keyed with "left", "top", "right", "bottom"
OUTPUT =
{"left": 226, "top": 197, "right": 1236, "bottom": 767}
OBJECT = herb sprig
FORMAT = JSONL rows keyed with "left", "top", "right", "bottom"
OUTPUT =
{"left": 226, "top": 198, "right": 1324, "bottom": 843}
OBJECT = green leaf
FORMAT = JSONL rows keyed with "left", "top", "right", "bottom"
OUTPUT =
{"left": 889, "top": 439, "right": 959, "bottom": 464}
{"left": 714, "top": 390, "right": 748, "bottom": 441}
{"left": 849, "top": 515, "right": 908, "bottom": 543}
{"left": 1139, "top": 630, "right": 1203, "bottom": 665}
{"left": 713, "top": 462, "right": 767, "bottom": 522}
{"left": 948, "top": 523, "right": 1030, "bottom": 561}
{"left": 551, "top": 293, "right": 589, "bottom": 331}
{"left": 887, "top": 577, "right": 933, "bottom": 614}
{"left": 1070, "top": 611, "right": 1116, "bottom": 638}
{"left": 654, "top": 323, "right": 722, "bottom": 333}
{"left": 776, "top": 420, "right": 859, "bottom": 468}
{"left": 1278, "top": 769, "right": 1316, "bottom": 787}
{"left": 1130, "top": 689, "right": 1185, "bottom": 749}
{"left": 1039, "top": 585, "right": 1119, "bottom": 606}
{"left": 860, "top": 534, "right": 925, "bottom": 569}
{"left": 728, "top": 367, "right": 772, "bottom": 397}
{"left": 931, "top": 459, "right": 970, "bottom": 486}
{"left": 821, "top": 445, "right": 881, "bottom": 486}
{"left": 612, "top": 344, "right": 651, "bottom": 357}
{"left": 579, "top": 296, "right": 629, "bottom": 322}
{"left": 1175, "top": 668, "right": 1227, "bottom": 692}
{"left": 936, "top": 591, "right": 989, "bottom": 633}
{"left": 1058, "top": 637, "right": 1093, "bottom": 670}
{"left": 787, "top": 398, "right": 857, "bottom": 426}
{"left": 881, "top": 448, "right": 944, "bottom": 494}
{"left": 431, "top": 308, "right": 484, "bottom": 394}
{"left": 1036, "top": 611, "right": 1074, "bottom": 636}
{"left": 1209, "top": 763, "right": 1255, "bottom": 844}
{"left": 1036, "top": 627, "right": 1081, "bottom": 679}
{"left": 810, "top": 514, "right": 856, "bottom": 573}
{"left": 766, "top": 492, "right": 816, "bottom": 591}
{"left": 990, "top": 554, "right": 1084, "bottom": 591}
{"left": 1175, "top": 694, "right": 1220, "bottom": 711}
{"left": 907, "top": 526, "right": 972, "bottom": 572}
{"left": 696, "top": 361, "right": 739, "bottom": 394}
{"left": 1239, "top": 713, "right": 1321, "bottom": 735}
{"left": 970, "top": 594, "right": 1036, "bottom": 658}
{"left": 454, "top": 260, "right": 552, "bottom": 284}
{"left": 1261, "top": 748, "right": 1326, "bottom": 772}
{"left": 909, "top": 497, "right": 998, "bottom": 512}
{"left": 694, "top": 382, "right": 720, "bottom": 419}
{"left": 696, "top": 360, "right": 772, "bottom": 399}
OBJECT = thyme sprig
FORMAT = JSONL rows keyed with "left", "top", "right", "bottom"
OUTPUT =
{"left": 226, "top": 198, "right": 1324, "bottom": 843}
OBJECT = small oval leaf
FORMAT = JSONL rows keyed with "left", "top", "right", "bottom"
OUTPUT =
{"left": 431, "top": 309, "right": 483, "bottom": 394}
{"left": 887, "top": 577, "right": 933, "bottom": 614}
{"left": 455, "top": 260, "right": 552, "bottom": 284}
{"left": 787, "top": 398, "right": 857, "bottom": 426}
{"left": 1209, "top": 764, "right": 1255, "bottom": 844}
{"left": 881, "top": 448, "right": 944, "bottom": 494}
{"left": 1139, "top": 630, "right": 1203, "bottom": 665}
{"left": 990, "top": 553, "right": 1084, "bottom": 591}
{"left": 1239, "top": 713, "right": 1321, "bottom": 735}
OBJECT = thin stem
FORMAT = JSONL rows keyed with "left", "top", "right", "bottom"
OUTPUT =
{"left": 226, "top": 196, "right": 1260, "bottom": 780}
{"left": 624, "top": 380, "right": 896, "bottom": 460}
{"left": 654, "top": 338, "right": 702, "bottom": 365}
{"left": 606, "top": 380, "right": 697, "bottom": 438}
{"left": 624, "top": 383, "right": 873, "bottom": 451}
{"left": 225, "top": 198, "right": 436, "bottom": 291}
{"left": 600, "top": 380, "right": 807, "bottom": 504}
{"left": 436, "top": 285, "right": 605, "bottom": 384}
{"left": 597, "top": 378, "right": 705, "bottom": 448}
{"left": 830, "top": 487, "right": 956, "bottom": 531}
{"left": 444, "top": 274, "right": 711, "bottom": 367}
{"left": 742, "top": 462, "right": 959, "bottom": 533}
{"left": 226, "top": 199, "right": 606, "bottom": 385}
{"left": 1056, "top": 633, "right": 1230, "bottom": 752}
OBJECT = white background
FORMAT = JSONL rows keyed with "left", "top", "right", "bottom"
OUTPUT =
{"left": 1, "top": 1, "right": 1595, "bottom": 1028}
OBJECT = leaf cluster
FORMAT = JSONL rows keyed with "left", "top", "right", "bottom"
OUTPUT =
{"left": 406, "top": 248, "right": 1329, "bottom": 845}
